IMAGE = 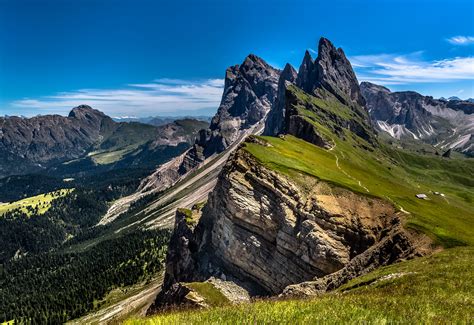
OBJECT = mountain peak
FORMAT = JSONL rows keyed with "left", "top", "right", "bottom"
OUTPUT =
{"left": 68, "top": 105, "right": 107, "bottom": 119}
{"left": 314, "top": 37, "right": 364, "bottom": 107}
{"left": 296, "top": 50, "right": 315, "bottom": 92}
{"left": 317, "top": 37, "right": 336, "bottom": 53}
{"left": 360, "top": 81, "right": 391, "bottom": 94}
{"left": 242, "top": 53, "right": 271, "bottom": 70}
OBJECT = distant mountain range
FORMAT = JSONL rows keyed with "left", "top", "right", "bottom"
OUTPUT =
{"left": 361, "top": 83, "right": 474, "bottom": 156}
{"left": 112, "top": 115, "right": 212, "bottom": 125}
{"left": 0, "top": 105, "right": 208, "bottom": 178}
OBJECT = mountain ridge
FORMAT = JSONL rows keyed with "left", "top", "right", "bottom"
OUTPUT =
{"left": 361, "top": 81, "right": 474, "bottom": 155}
{"left": 0, "top": 105, "right": 207, "bottom": 178}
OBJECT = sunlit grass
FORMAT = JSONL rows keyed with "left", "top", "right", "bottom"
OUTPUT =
{"left": 126, "top": 247, "right": 473, "bottom": 324}
{"left": 0, "top": 188, "right": 74, "bottom": 217}
{"left": 244, "top": 135, "right": 474, "bottom": 247}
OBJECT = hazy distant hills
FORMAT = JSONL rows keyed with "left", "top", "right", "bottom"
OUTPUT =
{"left": 112, "top": 115, "right": 212, "bottom": 125}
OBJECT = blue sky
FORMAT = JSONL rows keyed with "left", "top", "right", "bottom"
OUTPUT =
{"left": 1, "top": 0, "right": 473, "bottom": 117}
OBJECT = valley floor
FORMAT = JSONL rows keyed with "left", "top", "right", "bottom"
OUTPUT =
{"left": 126, "top": 247, "right": 473, "bottom": 324}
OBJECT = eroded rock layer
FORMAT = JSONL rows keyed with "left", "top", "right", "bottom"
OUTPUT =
{"left": 151, "top": 146, "right": 427, "bottom": 311}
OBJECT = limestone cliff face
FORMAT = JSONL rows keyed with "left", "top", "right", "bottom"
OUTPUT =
{"left": 151, "top": 144, "right": 426, "bottom": 310}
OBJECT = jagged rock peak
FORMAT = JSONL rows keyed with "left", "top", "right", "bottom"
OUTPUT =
{"left": 264, "top": 63, "right": 298, "bottom": 136}
{"left": 139, "top": 54, "right": 280, "bottom": 193}
{"left": 282, "top": 63, "right": 298, "bottom": 80}
{"left": 314, "top": 37, "right": 365, "bottom": 107}
{"left": 295, "top": 37, "right": 365, "bottom": 109}
{"left": 242, "top": 53, "right": 273, "bottom": 69}
{"left": 296, "top": 50, "right": 315, "bottom": 92}
{"left": 68, "top": 105, "right": 106, "bottom": 119}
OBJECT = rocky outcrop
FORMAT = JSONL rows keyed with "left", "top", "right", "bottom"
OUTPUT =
{"left": 139, "top": 55, "right": 279, "bottom": 192}
{"left": 264, "top": 63, "right": 297, "bottom": 136}
{"left": 264, "top": 37, "right": 372, "bottom": 144}
{"left": 148, "top": 38, "right": 432, "bottom": 313}
{"left": 281, "top": 220, "right": 427, "bottom": 297}
{"left": 151, "top": 145, "right": 429, "bottom": 311}
{"left": 361, "top": 81, "right": 474, "bottom": 156}
{"left": 295, "top": 38, "right": 367, "bottom": 117}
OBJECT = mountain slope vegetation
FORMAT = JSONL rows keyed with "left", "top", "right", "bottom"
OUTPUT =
{"left": 137, "top": 37, "right": 473, "bottom": 323}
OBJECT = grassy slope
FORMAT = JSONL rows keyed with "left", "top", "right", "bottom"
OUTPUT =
{"left": 127, "top": 247, "right": 473, "bottom": 324}
{"left": 245, "top": 135, "right": 474, "bottom": 247}
{"left": 127, "top": 86, "right": 473, "bottom": 323}
{"left": 185, "top": 282, "right": 230, "bottom": 307}
{"left": 0, "top": 188, "right": 73, "bottom": 216}
{"left": 242, "top": 85, "right": 474, "bottom": 247}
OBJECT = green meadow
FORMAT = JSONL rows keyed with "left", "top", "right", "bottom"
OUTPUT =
{"left": 0, "top": 189, "right": 74, "bottom": 217}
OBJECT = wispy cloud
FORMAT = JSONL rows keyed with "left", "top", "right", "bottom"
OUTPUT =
{"left": 446, "top": 36, "right": 474, "bottom": 45}
{"left": 11, "top": 78, "right": 224, "bottom": 117}
{"left": 350, "top": 52, "right": 474, "bottom": 85}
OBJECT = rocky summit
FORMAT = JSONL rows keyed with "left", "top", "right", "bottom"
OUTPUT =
{"left": 139, "top": 54, "right": 280, "bottom": 192}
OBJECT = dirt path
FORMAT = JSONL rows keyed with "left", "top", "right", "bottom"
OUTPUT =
{"left": 334, "top": 154, "right": 370, "bottom": 193}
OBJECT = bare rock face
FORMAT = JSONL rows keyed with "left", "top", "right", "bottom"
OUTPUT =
{"left": 150, "top": 145, "right": 428, "bottom": 312}
{"left": 185, "top": 54, "right": 280, "bottom": 164}
{"left": 361, "top": 81, "right": 474, "bottom": 156}
{"left": 264, "top": 63, "right": 298, "bottom": 136}
{"left": 296, "top": 38, "right": 366, "bottom": 114}
{"left": 314, "top": 38, "right": 366, "bottom": 108}
{"left": 139, "top": 55, "right": 280, "bottom": 192}
{"left": 265, "top": 37, "right": 372, "bottom": 145}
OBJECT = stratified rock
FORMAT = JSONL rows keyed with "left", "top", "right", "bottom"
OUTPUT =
{"left": 151, "top": 146, "right": 429, "bottom": 311}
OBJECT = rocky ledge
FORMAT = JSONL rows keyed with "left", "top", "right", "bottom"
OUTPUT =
{"left": 149, "top": 143, "right": 431, "bottom": 311}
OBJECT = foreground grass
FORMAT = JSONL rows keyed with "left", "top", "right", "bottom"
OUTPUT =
{"left": 244, "top": 135, "right": 474, "bottom": 247}
{"left": 0, "top": 188, "right": 74, "bottom": 216}
{"left": 126, "top": 247, "right": 473, "bottom": 324}
{"left": 185, "top": 282, "right": 230, "bottom": 307}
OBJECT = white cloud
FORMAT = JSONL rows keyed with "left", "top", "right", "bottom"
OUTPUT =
{"left": 11, "top": 78, "right": 224, "bottom": 117}
{"left": 447, "top": 36, "right": 474, "bottom": 45}
{"left": 350, "top": 52, "right": 474, "bottom": 85}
